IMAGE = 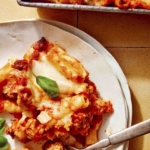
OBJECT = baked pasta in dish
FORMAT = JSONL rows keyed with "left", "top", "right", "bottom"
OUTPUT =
{"left": 0, "top": 37, "right": 113, "bottom": 150}
{"left": 28, "top": 0, "right": 150, "bottom": 9}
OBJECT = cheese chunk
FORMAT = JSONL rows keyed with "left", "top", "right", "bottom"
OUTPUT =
{"left": 32, "top": 53, "right": 88, "bottom": 96}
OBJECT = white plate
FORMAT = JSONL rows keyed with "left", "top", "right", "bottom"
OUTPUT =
{"left": 0, "top": 19, "right": 130, "bottom": 150}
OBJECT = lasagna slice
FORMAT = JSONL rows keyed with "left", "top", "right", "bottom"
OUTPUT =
{"left": 0, "top": 37, "right": 113, "bottom": 149}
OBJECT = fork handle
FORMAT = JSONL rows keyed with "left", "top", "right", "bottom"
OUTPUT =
{"left": 109, "top": 119, "right": 150, "bottom": 145}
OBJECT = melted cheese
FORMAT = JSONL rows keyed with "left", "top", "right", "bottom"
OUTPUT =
{"left": 36, "top": 97, "right": 73, "bottom": 130}
{"left": 32, "top": 53, "right": 87, "bottom": 96}
{"left": 28, "top": 52, "right": 90, "bottom": 129}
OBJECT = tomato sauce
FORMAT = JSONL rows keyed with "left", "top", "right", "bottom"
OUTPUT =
{"left": 13, "top": 113, "right": 22, "bottom": 119}
{"left": 17, "top": 76, "right": 27, "bottom": 86}
{"left": 12, "top": 59, "right": 28, "bottom": 71}
{"left": 0, "top": 79, "right": 7, "bottom": 101}
{"left": 33, "top": 37, "right": 49, "bottom": 52}
{"left": 18, "top": 87, "right": 36, "bottom": 111}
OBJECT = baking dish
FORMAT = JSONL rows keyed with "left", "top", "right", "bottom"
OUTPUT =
{"left": 17, "top": 0, "right": 150, "bottom": 14}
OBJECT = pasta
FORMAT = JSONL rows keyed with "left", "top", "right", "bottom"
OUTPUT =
{"left": 0, "top": 37, "right": 113, "bottom": 150}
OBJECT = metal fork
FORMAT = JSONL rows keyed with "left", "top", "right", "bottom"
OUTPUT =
{"left": 68, "top": 119, "right": 150, "bottom": 150}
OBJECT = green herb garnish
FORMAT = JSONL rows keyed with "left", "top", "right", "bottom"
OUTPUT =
{"left": 0, "top": 126, "right": 5, "bottom": 135}
{"left": 0, "top": 118, "right": 5, "bottom": 135}
{"left": 0, "top": 136, "right": 8, "bottom": 150}
{"left": 35, "top": 75, "right": 60, "bottom": 98}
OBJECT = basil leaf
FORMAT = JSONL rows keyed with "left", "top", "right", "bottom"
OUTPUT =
{"left": 0, "top": 118, "right": 5, "bottom": 129}
{"left": 0, "top": 127, "right": 5, "bottom": 135}
{"left": 0, "top": 136, "right": 8, "bottom": 150}
{"left": 0, "top": 118, "right": 5, "bottom": 135}
{"left": 36, "top": 76, "right": 60, "bottom": 98}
